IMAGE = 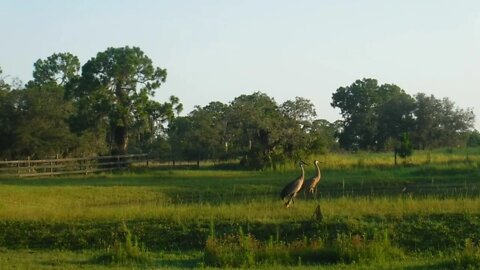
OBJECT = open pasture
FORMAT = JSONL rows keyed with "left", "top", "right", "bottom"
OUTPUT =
{"left": 0, "top": 148, "right": 479, "bottom": 269}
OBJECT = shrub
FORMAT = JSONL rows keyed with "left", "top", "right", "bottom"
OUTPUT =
{"left": 332, "top": 232, "right": 404, "bottom": 264}
{"left": 203, "top": 229, "right": 405, "bottom": 267}
{"left": 204, "top": 227, "right": 259, "bottom": 267}
{"left": 93, "top": 222, "right": 150, "bottom": 266}
{"left": 450, "top": 239, "right": 480, "bottom": 269}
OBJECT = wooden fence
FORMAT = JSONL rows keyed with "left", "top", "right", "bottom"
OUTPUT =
{"left": 0, "top": 154, "right": 148, "bottom": 177}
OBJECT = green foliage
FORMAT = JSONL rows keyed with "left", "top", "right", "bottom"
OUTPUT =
{"left": 396, "top": 132, "right": 413, "bottom": 160}
{"left": 331, "top": 78, "right": 383, "bottom": 150}
{"left": 227, "top": 92, "right": 285, "bottom": 169}
{"left": 394, "top": 214, "right": 480, "bottom": 252}
{"left": 167, "top": 92, "right": 337, "bottom": 169}
{"left": 0, "top": 82, "right": 77, "bottom": 159}
{"left": 0, "top": 214, "right": 478, "bottom": 256}
{"left": 332, "top": 232, "right": 405, "bottom": 264}
{"left": 331, "top": 78, "right": 475, "bottom": 151}
{"left": 413, "top": 93, "right": 475, "bottom": 149}
{"left": 331, "top": 79, "right": 417, "bottom": 151}
{"left": 467, "top": 130, "right": 480, "bottom": 147}
{"left": 11, "top": 84, "right": 75, "bottom": 158}
{"left": 204, "top": 230, "right": 404, "bottom": 267}
{"left": 0, "top": 156, "right": 479, "bottom": 268}
{"left": 167, "top": 102, "right": 229, "bottom": 164}
{"left": 93, "top": 222, "right": 151, "bottom": 266}
{"left": 0, "top": 49, "right": 181, "bottom": 159}
{"left": 450, "top": 239, "right": 480, "bottom": 269}
{"left": 30, "top": 52, "right": 80, "bottom": 87}
{"left": 72, "top": 46, "right": 171, "bottom": 154}
{"left": 204, "top": 228, "right": 257, "bottom": 267}
{"left": 0, "top": 75, "right": 16, "bottom": 158}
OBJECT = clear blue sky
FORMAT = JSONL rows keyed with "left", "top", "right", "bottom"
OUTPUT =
{"left": 1, "top": 0, "right": 479, "bottom": 128}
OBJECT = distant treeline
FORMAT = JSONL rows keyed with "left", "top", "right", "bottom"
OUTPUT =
{"left": 0, "top": 46, "right": 478, "bottom": 169}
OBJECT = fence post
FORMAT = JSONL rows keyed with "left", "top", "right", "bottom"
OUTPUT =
{"left": 50, "top": 154, "right": 57, "bottom": 176}
{"left": 27, "top": 156, "right": 31, "bottom": 173}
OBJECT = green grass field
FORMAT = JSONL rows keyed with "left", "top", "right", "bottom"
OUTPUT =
{"left": 0, "top": 148, "right": 479, "bottom": 269}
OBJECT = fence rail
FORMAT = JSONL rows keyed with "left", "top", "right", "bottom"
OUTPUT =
{"left": 0, "top": 154, "right": 148, "bottom": 177}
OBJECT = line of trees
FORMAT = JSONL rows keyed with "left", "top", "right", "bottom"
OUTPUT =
{"left": 0, "top": 47, "right": 181, "bottom": 160}
{"left": 166, "top": 94, "right": 337, "bottom": 169}
{"left": 331, "top": 78, "right": 477, "bottom": 152}
{"left": 163, "top": 79, "right": 478, "bottom": 168}
{"left": 1, "top": 47, "right": 479, "bottom": 169}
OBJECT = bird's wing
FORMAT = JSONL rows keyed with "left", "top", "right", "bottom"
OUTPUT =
{"left": 280, "top": 179, "right": 300, "bottom": 199}
{"left": 280, "top": 181, "right": 293, "bottom": 198}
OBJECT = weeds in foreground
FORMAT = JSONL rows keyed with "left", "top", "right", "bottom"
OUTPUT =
{"left": 203, "top": 228, "right": 404, "bottom": 267}
{"left": 93, "top": 221, "right": 150, "bottom": 266}
{"left": 448, "top": 239, "right": 480, "bottom": 269}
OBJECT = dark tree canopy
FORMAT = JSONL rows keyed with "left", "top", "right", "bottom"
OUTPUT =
{"left": 280, "top": 97, "right": 318, "bottom": 160}
{"left": 166, "top": 92, "right": 337, "bottom": 170}
{"left": 0, "top": 67, "right": 15, "bottom": 157}
{"left": 331, "top": 78, "right": 387, "bottom": 150}
{"left": 227, "top": 92, "right": 284, "bottom": 169}
{"left": 31, "top": 52, "right": 80, "bottom": 87}
{"left": 73, "top": 46, "right": 170, "bottom": 154}
{"left": 413, "top": 93, "right": 475, "bottom": 149}
{"left": 331, "top": 78, "right": 475, "bottom": 152}
{"left": 1, "top": 58, "right": 478, "bottom": 168}
{"left": 0, "top": 48, "right": 182, "bottom": 160}
{"left": 12, "top": 84, "right": 74, "bottom": 158}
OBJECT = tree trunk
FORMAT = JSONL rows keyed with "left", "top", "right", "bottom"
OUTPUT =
{"left": 113, "top": 125, "right": 128, "bottom": 155}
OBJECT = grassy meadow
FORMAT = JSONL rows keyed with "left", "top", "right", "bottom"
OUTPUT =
{"left": 0, "top": 147, "right": 480, "bottom": 269}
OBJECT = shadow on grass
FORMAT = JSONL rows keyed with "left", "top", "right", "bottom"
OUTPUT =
{"left": 401, "top": 261, "right": 461, "bottom": 270}
{"left": 33, "top": 250, "right": 202, "bottom": 269}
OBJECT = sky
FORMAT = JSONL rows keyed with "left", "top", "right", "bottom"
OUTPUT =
{"left": 1, "top": 0, "right": 480, "bottom": 128}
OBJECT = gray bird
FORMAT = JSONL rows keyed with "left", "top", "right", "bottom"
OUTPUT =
{"left": 280, "top": 161, "right": 308, "bottom": 208}
{"left": 304, "top": 160, "right": 321, "bottom": 194}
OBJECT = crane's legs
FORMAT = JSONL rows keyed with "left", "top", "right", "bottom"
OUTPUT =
{"left": 284, "top": 193, "right": 297, "bottom": 208}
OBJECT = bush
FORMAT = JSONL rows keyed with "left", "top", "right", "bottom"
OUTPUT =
{"left": 204, "top": 227, "right": 258, "bottom": 267}
{"left": 203, "top": 229, "right": 404, "bottom": 267}
{"left": 332, "top": 232, "right": 404, "bottom": 264}
{"left": 450, "top": 239, "right": 480, "bottom": 269}
{"left": 93, "top": 222, "right": 151, "bottom": 265}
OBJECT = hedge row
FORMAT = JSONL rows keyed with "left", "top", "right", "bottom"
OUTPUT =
{"left": 0, "top": 214, "right": 478, "bottom": 252}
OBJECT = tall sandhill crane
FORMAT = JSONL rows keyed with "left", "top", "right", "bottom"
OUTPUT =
{"left": 304, "top": 160, "right": 321, "bottom": 195}
{"left": 280, "top": 161, "right": 308, "bottom": 208}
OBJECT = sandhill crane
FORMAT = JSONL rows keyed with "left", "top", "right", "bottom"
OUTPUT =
{"left": 304, "top": 160, "right": 321, "bottom": 195}
{"left": 280, "top": 161, "right": 308, "bottom": 208}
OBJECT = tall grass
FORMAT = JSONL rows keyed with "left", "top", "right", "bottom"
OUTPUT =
{"left": 93, "top": 221, "right": 151, "bottom": 265}
{"left": 204, "top": 228, "right": 404, "bottom": 267}
{"left": 0, "top": 185, "right": 478, "bottom": 221}
{"left": 449, "top": 239, "right": 480, "bottom": 269}
{"left": 0, "top": 163, "right": 479, "bottom": 222}
{"left": 0, "top": 147, "right": 479, "bottom": 268}
{"left": 302, "top": 147, "right": 480, "bottom": 170}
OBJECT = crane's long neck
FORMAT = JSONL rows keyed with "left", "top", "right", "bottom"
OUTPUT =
{"left": 315, "top": 162, "right": 321, "bottom": 178}
{"left": 300, "top": 164, "right": 305, "bottom": 181}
